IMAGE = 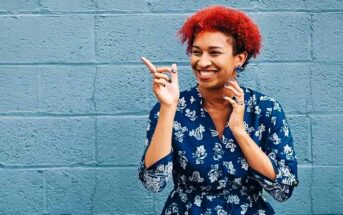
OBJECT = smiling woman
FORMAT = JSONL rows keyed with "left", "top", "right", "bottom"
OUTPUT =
{"left": 138, "top": 5, "right": 298, "bottom": 215}
{"left": 190, "top": 31, "right": 246, "bottom": 91}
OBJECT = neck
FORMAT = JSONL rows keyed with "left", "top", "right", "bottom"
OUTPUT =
{"left": 198, "top": 85, "right": 233, "bottom": 111}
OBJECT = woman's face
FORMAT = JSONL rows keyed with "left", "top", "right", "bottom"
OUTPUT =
{"left": 190, "top": 31, "right": 245, "bottom": 89}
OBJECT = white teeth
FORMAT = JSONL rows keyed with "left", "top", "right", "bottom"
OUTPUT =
{"left": 199, "top": 70, "right": 215, "bottom": 77}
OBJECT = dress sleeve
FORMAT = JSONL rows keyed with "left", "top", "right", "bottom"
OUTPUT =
{"left": 252, "top": 100, "right": 299, "bottom": 202}
{"left": 138, "top": 103, "right": 173, "bottom": 193}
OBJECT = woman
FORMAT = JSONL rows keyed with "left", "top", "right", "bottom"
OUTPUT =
{"left": 138, "top": 5, "right": 298, "bottom": 215}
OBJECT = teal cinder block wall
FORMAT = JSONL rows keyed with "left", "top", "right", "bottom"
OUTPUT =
{"left": 0, "top": 1, "right": 342, "bottom": 214}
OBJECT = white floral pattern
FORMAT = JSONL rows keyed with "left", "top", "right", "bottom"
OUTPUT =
{"left": 223, "top": 137, "right": 237, "bottom": 152}
{"left": 193, "top": 145, "right": 207, "bottom": 164}
{"left": 185, "top": 109, "right": 197, "bottom": 121}
{"left": 189, "top": 124, "right": 205, "bottom": 140}
{"left": 173, "top": 121, "right": 188, "bottom": 143}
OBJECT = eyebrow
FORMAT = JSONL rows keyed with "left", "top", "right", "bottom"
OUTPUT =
{"left": 192, "top": 45, "right": 224, "bottom": 50}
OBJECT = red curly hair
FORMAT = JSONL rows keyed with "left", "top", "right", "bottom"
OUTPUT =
{"left": 178, "top": 5, "right": 262, "bottom": 68}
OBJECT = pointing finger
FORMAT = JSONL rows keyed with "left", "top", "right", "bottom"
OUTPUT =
{"left": 141, "top": 57, "right": 156, "bottom": 74}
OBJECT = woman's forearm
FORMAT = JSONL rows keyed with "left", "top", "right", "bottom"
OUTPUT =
{"left": 232, "top": 129, "right": 276, "bottom": 181}
{"left": 144, "top": 105, "right": 177, "bottom": 169}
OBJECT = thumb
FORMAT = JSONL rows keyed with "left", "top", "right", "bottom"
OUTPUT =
{"left": 170, "top": 63, "right": 179, "bottom": 84}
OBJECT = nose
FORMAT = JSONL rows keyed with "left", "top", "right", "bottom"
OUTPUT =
{"left": 197, "top": 53, "right": 212, "bottom": 68}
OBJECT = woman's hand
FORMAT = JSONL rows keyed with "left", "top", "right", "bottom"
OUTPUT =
{"left": 141, "top": 57, "right": 180, "bottom": 108}
{"left": 222, "top": 79, "right": 245, "bottom": 134}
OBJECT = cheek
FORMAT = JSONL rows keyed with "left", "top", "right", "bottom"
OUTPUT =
{"left": 190, "top": 57, "right": 197, "bottom": 68}
{"left": 218, "top": 59, "right": 234, "bottom": 71}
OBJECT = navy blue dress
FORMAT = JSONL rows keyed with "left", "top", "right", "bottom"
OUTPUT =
{"left": 139, "top": 85, "right": 298, "bottom": 215}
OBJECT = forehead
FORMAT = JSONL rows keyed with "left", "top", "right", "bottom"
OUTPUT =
{"left": 193, "top": 31, "right": 234, "bottom": 49}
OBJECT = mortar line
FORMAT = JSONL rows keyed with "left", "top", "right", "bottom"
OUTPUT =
{"left": 38, "top": 66, "right": 42, "bottom": 112}
{"left": 43, "top": 171, "right": 48, "bottom": 214}
{"left": 94, "top": 116, "right": 98, "bottom": 164}
{"left": 309, "top": 106, "right": 314, "bottom": 214}
{"left": 2, "top": 111, "right": 343, "bottom": 118}
{"left": 1, "top": 164, "right": 341, "bottom": 170}
{"left": 0, "top": 10, "right": 343, "bottom": 16}
{"left": 309, "top": 13, "right": 314, "bottom": 61}
{"left": 1, "top": 61, "right": 343, "bottom": 67}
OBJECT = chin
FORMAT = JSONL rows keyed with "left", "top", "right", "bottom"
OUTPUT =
{"left": 197, "top": 80, "right": 223, "bottom": 90}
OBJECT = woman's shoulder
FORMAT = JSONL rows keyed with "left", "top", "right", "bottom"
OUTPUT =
{"left": 242, "top": 86, "right": 286, "bottom": 124}
{"left": 243, "top": 86, "right": 281, "bottom": 109}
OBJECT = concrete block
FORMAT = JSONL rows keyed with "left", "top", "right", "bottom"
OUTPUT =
{"left": 97, "top": 116, "right": 147, "bottom": 165}
{"left": 304, "top": 0, "right": 343, "bottom": 10}
{"left": 0, "top": 0, "right": 39, "bottom": 12}
{"left": 149, "top": 0, "right": 343, "bottom": 11}
{"left": 93, "top": 168, "right": 154, "bottom": 214}
{"left": 0, "top": 16, "right": 95, "bottom": 63}
{"left": 41, "top": 0, "right": 150, "bottom": 12}
{"left": 40, "top": 66, "right": 96, "bottom": 113}
{"left": 95, "top": 14, "right": 187, "bottom": 63}
{"left": 312, "top": 115, "right": 343, "bottom": 165}
{"left": 0, "top": 67, "right": 39, "bottom": 112}
{"left": 147, "top": 0, "right": 213, "bottom": 12}
{"left": 94, "top": 66, "right": 150, "bottom": 113}
{"left": 256, "top": 64, "right": 311, "bottom": 112}
{"left": 313, "top": 13, "right": 343, "bottom": 61}
{"left": 0, "top": 169, "right": 44, "bottom": 214}
{"left": 0, "top": 117, "right": 95, "bottom": 166}
{"left": 288, "top": 115, "right": 312, "bottom": 164}
{"left": 255, "top": 0, "right": 343, "bottom": 10}
{"left": 311, "top": 64, "right": 343, "bottom": 112}
{"left": 251, "top": 13, "right": 311, "bottom": 61}
{"left": 312, "top": 166, "right": 343, "bottom": 214}
{"left": 40, "top": 0, "right": 97, "bottom": 11}
{"left": 237, "top": 63, "right": 259, "bottom": 90}
{"left": 97, "top": 0, "right": 150, "bottom": 12}
{"left": 46, "top": 169, "right": 97, "bottom": 215}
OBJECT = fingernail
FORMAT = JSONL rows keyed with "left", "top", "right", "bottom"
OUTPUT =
{"left": 222, "top": 95, "right": 229, "bottom": 100}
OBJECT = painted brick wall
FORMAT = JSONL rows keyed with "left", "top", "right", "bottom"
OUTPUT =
{"left": 0, "top": 1, "right": 342, "bottom": 214}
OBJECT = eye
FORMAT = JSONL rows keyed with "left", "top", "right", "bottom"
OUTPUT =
{"left": 191, "top": 50, "right": 202, "bottom": 56}
{"left": 209, "top": 51, "right": 221, "bottom": 56}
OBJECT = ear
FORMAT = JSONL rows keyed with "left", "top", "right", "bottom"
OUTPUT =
{"left": 235, "top": 51, "right": 248, "bottom": 66}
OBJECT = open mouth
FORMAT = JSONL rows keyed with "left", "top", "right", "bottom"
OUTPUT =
{"left": 197, "top": 70, "right": 217, "bottom": 79}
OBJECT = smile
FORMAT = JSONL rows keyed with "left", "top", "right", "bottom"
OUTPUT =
{"left": 197, "top": 70, "right": 217, "bottom": 79}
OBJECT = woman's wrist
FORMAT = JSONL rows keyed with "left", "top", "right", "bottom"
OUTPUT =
{"left": 160, "top": 103, "right": 178, "bottom": 111}
{"left": 231, "top": 127, "right": 247, "bottom": 137}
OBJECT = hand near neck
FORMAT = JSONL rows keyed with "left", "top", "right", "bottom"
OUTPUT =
{"left": 198, "top": 85, "right": 234, "bottom": 111}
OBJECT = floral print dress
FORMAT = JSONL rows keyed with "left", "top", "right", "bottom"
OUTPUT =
{"left": 138, "top": 85, "right": 298, "bottom": 215}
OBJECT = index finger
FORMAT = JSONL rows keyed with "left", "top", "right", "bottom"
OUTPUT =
{"left": 141, "top": 57, "right": 156, "bottom": 74}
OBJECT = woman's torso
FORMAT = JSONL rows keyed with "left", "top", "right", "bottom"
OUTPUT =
{"left": 161, "top": 85, "right": 275, "bottom": 215}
